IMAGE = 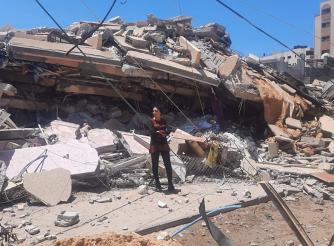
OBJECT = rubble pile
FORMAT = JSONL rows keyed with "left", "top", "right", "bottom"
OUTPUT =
{"left": 0, "top": 14, "right": 334, "bottom": 244}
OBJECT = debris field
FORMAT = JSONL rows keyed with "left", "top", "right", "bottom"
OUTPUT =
{"left": 0, "top": 14, "right": 334, "bottom": 245}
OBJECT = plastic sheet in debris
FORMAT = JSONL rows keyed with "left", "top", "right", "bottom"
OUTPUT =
{"left": 179, "top": 116, "right": 220, "bottom": 133}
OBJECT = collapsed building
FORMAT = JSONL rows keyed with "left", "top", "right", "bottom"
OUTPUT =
{"left": 0, "top": 14, "right": 334, "bottom": 245}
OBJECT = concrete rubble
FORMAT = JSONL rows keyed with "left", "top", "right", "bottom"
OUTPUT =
{"left": 0, "top": 14, "right": 333, "bottom": 245}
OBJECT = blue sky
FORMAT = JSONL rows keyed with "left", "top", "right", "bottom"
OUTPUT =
{"left": 0, "top": 0, "right": 322, "bottom": 56}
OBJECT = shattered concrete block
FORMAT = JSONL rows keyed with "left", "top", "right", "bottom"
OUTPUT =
{"left": 94, "top": 196, "right": 113, "bottom": 203}
{"left": 319, "top": 115, "right": 334, "bottom": 135}
{"left": 50, "top": 120, "right": 80, "bottom": 141}
{"left": 25, "top": 225, "right": 40, "bottom": 235}
{"left": 87, "top": 128, "right": 117, "bottom": 153}
{"left": 85, "top": 33, "right": 103, "bottom": 50}
{"left": 268, "top": 142, "right": 279, "bottom": 159}
{"left": 280, "top": 84, "right": 296, "bottom": 95}
{"left": 137, "top": 185, "right": 149, "bottom": 195}
{"left": 157, "top": 231, "right": 170, "bottom": 241}
{"left": 179, "top": 36, "right": 201, "bottom": 65}
{"left": 23, "top": 168, "right": 71, "bottom": 206}
{"left": 300, "top": 137, "right": 325, "bottom": 148}
{"left": 328, "top": 141, "right": 334, "bottom": 154}
{"left": 55, "top": 211, "right": 80, "bottom": 227}
{"left": 158, "top": 200, "right": 167, "bottom": 208}
{"left": 285, "top": 117, "right": 302, "bottom": 129}
{"left": 218, "top": 55, "right": 239, "bottom": 79}
{"left": 317, "top": 163, "right": 334, "bottom": 172}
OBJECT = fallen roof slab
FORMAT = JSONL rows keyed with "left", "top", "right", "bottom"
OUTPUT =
{"left": 8, "top": 37, "right": 123, "bottom": 75}
{"left": 125, "top": 50, "right": 220, "bottom": 87}
{"left": 23, "top": 168, "right": 72, "bottom": 206}
{"left": 2, "top": 141, "right": 99, "bottom": 180}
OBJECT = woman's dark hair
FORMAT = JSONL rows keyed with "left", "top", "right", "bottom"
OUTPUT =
{"left": 153, "top": 106, "right": 161, "bottom": 113}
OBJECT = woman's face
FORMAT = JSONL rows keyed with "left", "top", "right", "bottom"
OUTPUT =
{"left": 153, "top": 107, "right": 161, "bottom": 118}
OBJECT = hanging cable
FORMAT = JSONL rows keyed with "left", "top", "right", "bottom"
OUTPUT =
{"left": 66, "top": 0, "right": 117, "bottom": 55}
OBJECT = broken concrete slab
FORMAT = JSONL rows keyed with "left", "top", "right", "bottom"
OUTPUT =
{"left": 125, "top": 50, "right": 220, "bottom": 87}
{"left": 328, "top": 141, "right": 334, "bottom": 154}
{"left": 319, "top": 115, "right": 334, "bottom": 135}
{"left": 49, "top": 120, "right": 80, "bottom": 141}
{"left": 25, "top": 225, "right": 40, "bottom": 235}
{"left": 280, "top": 84, "right": 296, "bottom": 95}
{"left": 268, "top": 142, "right": 279, "bottom": 159}
{"left": 87, "top": 128, "right": 117, "bottom": 153}
{"left": 268, "top": 124, "right": 290, "bottom": 138}
{"left": 55, "top": 211, "right": 80, "bottom": 227}
{"left": 311, "top": 171, "right": 334, "bottom": 185}
{"left": 0, "top": 128, "right": 39, "bottom": 140}
{"left": 179, "top": 36, "right": 201, "bottom": 65}
{"left": 218, "top": 55, "right": 239, "bottom": 79}
{"left": 23, "top": 168, "right": 71, "bottom": 206}
{"left": 300, "top": 137, "right": 325, "bottom": 148}
{"left": 285, "top": 117, "right": 302, "bottom": 130}
{"left": 85, "top": 33, "right": 103, "bottom": 49}
{"left": 2, "top": 141, "right": 99, "bottom": 180}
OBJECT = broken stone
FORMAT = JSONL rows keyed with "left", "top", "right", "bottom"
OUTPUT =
{"left": 87, "top": 128, "right": 117, "bottom": 153}
{"left": 158, "top": 200, "right": 167, "bottom": 208}
{"left": 23, "top": 168, "right": 72, "bottom": 206}
{"left": 17, "top": 203, "right": 25, "bottom": 210}
{"left": 157, "top": 231, "right": 170, "bottom": 241}
{"left": 285, "top": 117, "right": 302, "bottom": 130}
{"left": 328, "top": 141, "right": 334, "bottom": 154}
{"left": 2, "top": 207, "right": 14, "bottom": 213}
{"left": 94, "top": 196, "right": 113, "bottom": 203}
{"left": 25, "top": 225, "right": 40, "bottom": 235}
{"left": 97, "top": 216, "right": 108, "bottom": 223}
{"left": 319, "top": 115, "right": 334, "bottom": 135}
{"left": 137, "top": 185, "right": 149, "bottom": 195}
{"left": 55, "top": 211, "right": 80, "bottom": 227}
{"left": 243, "top": 190, "right": 252, "bottom": 198}
{"left": 35, "top": 235, "right": 46, "bottom": 244}
{"left": 268, "top": 142, "right": 279, "bottom": 158}
{"left": 285, "top": 240, "right": 295, "bottom": 246}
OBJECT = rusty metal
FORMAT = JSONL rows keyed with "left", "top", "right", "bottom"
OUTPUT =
{"left": 260, "top": 182, "right": 314, "bottom": 246}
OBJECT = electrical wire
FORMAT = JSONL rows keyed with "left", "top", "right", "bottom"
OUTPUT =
{"left": 79, "top": 0, "right": 100, "bottom": 21}
{"left": 218, "top": 0, "right": 334, "bottom": 78}
{"left": 231, "top": 0, "right": 334, "bottom": 50}
{"left": 34, "top": 0, "right": 259, "bottom": 178}
{"left": 66, "top": 0, "right": 117, "bottom": 55}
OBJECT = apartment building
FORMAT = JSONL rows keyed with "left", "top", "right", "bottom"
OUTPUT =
{"left": 314, "top": 0, "right": 334, "bottom": 58}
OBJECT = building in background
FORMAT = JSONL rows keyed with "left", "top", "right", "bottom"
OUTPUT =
{"left": 260, "top": 45, "right": 314, "bottom": 82}
{"left": 314, "top": 0, "right": 334, "bottom": 59}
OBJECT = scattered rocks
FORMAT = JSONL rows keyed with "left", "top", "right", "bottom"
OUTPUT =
{"left": 55, "top": 211, "right": 80, "bottom": 227}
{"left": 25, "top": 224, "right": 40, "bottom": 235}
{"left": 285, "top": 240, "right": 295, "bottom": 246}
{"left": 243, "top": 190, "right": 252, "bottom": 198}
{"left": 137, "top": 185, "right": 149, "bottom": 195}
{"left": 158, "top": 200, "right": 167, "bottom": 208}
{"left": 157, "top": 231, "right": 170, "bottom": 241}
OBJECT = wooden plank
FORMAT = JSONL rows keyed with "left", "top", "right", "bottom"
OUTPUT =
{"left": 179, "top": 36, "right": 201, "bottom": 65}
{"left": 126, "top": 51, "right": 220, "bottom": 87}
{"left": 311, "top": 172, "right": 334, "bottom": 184}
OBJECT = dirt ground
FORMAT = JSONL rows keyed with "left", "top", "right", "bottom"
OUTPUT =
{"left": 174, "top": 193, "right": 334, "bottom": 246}
{"left": 38, "top": 233, "right": 181, "bottom": 246}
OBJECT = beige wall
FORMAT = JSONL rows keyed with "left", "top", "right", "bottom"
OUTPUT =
{"left": 314, "top": 0, "right": 334, "bottom": 58}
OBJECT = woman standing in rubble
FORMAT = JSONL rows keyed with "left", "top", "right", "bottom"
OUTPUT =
{"left": 150, "top": 106, "right": 175, "bottom": 192}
